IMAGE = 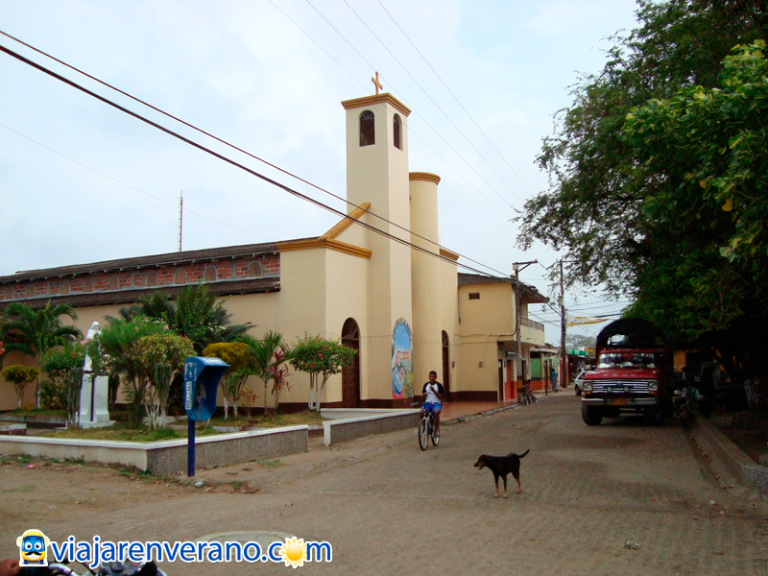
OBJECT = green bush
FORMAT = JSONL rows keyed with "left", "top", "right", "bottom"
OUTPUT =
{"left": 40, "top": 380, "right": 66, "bottom": 410}
{"left": 2, "top": 365, "right": 40, "bottom": 408}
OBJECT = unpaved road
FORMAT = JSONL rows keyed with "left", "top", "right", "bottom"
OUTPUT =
{"left": 2, "top": 395, "right": 766, "bottom": 575}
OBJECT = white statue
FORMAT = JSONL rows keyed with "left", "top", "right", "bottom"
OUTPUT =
{"left": 78, "top": 322, "right": 114, "bottom": 428}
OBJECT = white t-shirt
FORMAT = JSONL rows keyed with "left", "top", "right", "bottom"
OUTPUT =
{"left": 423, "top": 382, "right": 443, "bottom": 404}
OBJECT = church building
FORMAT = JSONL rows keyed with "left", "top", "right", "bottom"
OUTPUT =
{"left": 0, "top": 91, "right": 547, "bottom": 411}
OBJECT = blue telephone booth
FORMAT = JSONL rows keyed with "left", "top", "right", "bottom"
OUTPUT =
{"left": 183, "top": 356, "right": 229, "bottom": 476}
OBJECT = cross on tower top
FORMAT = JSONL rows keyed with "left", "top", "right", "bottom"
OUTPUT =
{"left": 371, "top": 71, "right": 383, "bottom": 95}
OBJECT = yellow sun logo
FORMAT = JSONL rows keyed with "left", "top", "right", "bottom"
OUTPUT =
{"left": 280, "top": 537, "right": 307, "bottom": 569}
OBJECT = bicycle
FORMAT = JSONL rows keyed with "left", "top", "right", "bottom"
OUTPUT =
{"left": 521, "top": 382, "right": 537, "bottom": 406}
{"left": 414, "top": 403, "right": 440, "bottom": 450}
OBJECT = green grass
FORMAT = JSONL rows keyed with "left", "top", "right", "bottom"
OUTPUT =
{"left": 42, "top": 422, "right": 222, "bottom": 442}
{"left": 257, "top": 459, "right": 283, "bottom": 468}
{"left": 207, "top": 410, "right": 326, "bottom": 429}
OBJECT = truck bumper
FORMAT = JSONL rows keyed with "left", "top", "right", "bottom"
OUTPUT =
{"left": 581, "top": 397, "right": 657, "bottom": 406}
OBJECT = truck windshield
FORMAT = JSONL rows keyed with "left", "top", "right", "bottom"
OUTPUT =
{"left": 597, "top": 352, "right": 656, "bottom": 369}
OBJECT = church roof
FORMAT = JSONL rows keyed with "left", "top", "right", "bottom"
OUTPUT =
{"left": 0, "top": 241, "right": 288, "bottom": 283}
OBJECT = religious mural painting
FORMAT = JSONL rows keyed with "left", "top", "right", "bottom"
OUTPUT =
{"left": 391, "top": 319, "right": 413, "bottom": 399}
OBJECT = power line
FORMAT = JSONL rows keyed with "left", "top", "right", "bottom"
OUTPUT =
{"left": 0, "top": 42, "right": 506, "bottom": 279}
{"left": 300, "top": 1, "right": 514, "bottom": 217}
{"left": 0, "top": 29, "right": 509, "bottom": 278}
{"left": 342, "top": 0, "right": 524, "bottom": 204}
{"left": 0, "top": 122, "right": 279, "bottom": 242}
{"left": 376, "top": 0, "right": 535, "bottom": 197}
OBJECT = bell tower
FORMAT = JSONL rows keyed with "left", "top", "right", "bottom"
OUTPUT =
{"left": 341, "top": 91, "right": 413, "bottom": 401}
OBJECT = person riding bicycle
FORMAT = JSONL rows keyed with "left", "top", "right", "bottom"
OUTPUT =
{"left": 421, "top": 370, "right": 444, "bottom": 437}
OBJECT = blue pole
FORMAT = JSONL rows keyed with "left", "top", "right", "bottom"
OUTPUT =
{"left": 187, "top": 417, "right": 195, "bottom": 477}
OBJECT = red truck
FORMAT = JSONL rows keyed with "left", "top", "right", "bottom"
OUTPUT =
{"left": 581, "top": 318, "right": 672, "bottom": 426}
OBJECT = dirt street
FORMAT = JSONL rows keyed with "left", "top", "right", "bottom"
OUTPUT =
{"left": 2, "top": 395, "right": 766, "bottom": 575}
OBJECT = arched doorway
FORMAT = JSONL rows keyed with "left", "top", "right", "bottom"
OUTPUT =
{"left": 442, "top": 330, "right": 450, "bottom": 402}
{"left": 341, "top": 318, "right": 361, "bottom": 408}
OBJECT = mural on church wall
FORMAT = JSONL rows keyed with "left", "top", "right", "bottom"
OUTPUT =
{"left": 391, "top": 319, "right": 413, "bottom": 399}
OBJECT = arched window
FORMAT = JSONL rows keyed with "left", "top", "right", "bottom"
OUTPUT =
{"left": 108, "top": 276, "right": 119, "bottom": 291}
{"left": 393, "top": 114, "right": 402, "bottom": 150}
{"left": 60, "top": 281, "right": 70, "bottom": 295}
{"left": 359, "top": 110, "right": 375, "bottom": 146}
{"left": 26, "top": 285, "right": 36, "bottom": 298}
{"left": 6, "top": 287, "right": 13, "bottom": 300}
{"left": 175, "top": 269, "right": 187, "bottom": 285}
{"left": 204, "top": 267, "right": 217, "bottom": 282}
{"left": 248, "top": 262, "right": 262, "bottom": 278}
{"left": 84, "top": 278, "right": 94, "bottom": 293}
{"left": 147, "top": 272, "right": 158, "bottom": 287}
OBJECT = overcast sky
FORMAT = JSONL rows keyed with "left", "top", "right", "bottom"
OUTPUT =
{"left": 0, "top": 0, "right": 641, "bottom": 344}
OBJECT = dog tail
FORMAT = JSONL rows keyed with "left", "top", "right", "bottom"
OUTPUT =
{"left": 518, "top": 449, "right": 530, "bottom": 459}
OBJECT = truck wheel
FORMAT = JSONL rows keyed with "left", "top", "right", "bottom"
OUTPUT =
{"left": 582, "top": 404, "right": 603, "bottom": 426}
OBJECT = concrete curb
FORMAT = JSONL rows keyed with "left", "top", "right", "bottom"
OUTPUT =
{"left": 690, "top": 412, "right": 768, "bottom": 497}
{"left": 0, "top": 425, "right": 308, "bottom": 474}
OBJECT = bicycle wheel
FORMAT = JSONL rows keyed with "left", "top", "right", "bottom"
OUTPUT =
{"left": 418, "top": 417, "right": 429, "bottom": 450}
{"left": 431, "top": 420, "right": 440, "bottom": 447}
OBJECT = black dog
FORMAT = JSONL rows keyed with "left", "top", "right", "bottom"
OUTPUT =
{"left": 474, "top": 449, "right": 530, "bottom": 498}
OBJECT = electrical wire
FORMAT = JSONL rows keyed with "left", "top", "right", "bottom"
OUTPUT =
{"left": 342, "top": 0, "right": 523, "bottom": 204}
{"left": 299, "top": 1, "right": 514, "bottom": 216}
{"left": 376, "top": 0, "right": 534, "bottom": 196}
{"left": 0, "top": 29, "right": 509, "bottom": 278}
{"left": 0, "top": 42, "right": 506, "bottom": 279}
{"left": 0, "top": 122, "right": 278, "bottom": 241}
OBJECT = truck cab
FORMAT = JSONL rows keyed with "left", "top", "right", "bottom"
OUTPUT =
{"left": 581, "top": 318, "right": 671, "bottom": 426}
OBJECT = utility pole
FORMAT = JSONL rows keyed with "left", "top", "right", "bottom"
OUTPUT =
{"left": 560, "top": 260, "right": 568, "bottom": 389}
{"left": 512, "top": 260, "right": 538, "bottom": 399}
{"left": 179, "top": 190, "right": 183, "bottom": 252}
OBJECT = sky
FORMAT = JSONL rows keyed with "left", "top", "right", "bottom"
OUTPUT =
{"left": 0, "top": 0, "right": 641, "bottom": 345}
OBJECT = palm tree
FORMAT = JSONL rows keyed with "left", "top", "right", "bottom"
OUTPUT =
{"left": 115, "top": 284, "right": 252, "bottom": 353}
{"left": 114, "top": 284, "right": 253, "bottom": 415}
{"left": 0, "top": 301, "right": 82, "bottom": 408}
{"left": 239, "top": 331, "right": 291, "bottom": 416}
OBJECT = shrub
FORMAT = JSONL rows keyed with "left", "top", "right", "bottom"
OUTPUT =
{"left": 2, "top": 365, "right": 40, "bottom": 408}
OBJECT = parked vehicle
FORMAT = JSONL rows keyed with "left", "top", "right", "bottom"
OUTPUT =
{"left": 574, "top": 371, "right": 586, "bottom": 396}
{"left": 581, "top": 318, "right": 672, "bottom": 426}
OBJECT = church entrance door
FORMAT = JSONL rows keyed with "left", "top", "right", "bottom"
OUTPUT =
{"left": 341, "top": 318, "right": 361, "bottom": 408}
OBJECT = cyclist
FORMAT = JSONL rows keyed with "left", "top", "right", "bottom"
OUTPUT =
{"left": 421, "top": 370, "right": 445, "bottom": 437}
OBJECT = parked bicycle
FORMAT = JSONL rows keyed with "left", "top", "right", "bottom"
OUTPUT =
{"left": 521, "top": 380, "right": 537, "bottom": 406}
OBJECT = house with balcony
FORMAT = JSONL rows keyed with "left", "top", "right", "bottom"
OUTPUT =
{"left": 457, "top": 273, "right": 548, "bottom": 402}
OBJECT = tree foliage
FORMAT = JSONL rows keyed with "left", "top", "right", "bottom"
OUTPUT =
{"left": 201, "top": 342, "right": 256, "bottom": 418}
{"left": 0, "top": 301, "right": 82, "bottom": 407}
{"left": 290, "top": 334, "right": 355, "bottom": 412}
{"left": 132, "top": 332, "right": 194, "bottom": 428}
{"left": 117, "top": 284, "right": 253, "bottom": 353}
{"left": 517, "top": 0, "right": 768, "bottom": 380}
{"left": 2, "top": 364, "right": 39, "bottom": 408}
{"left": 238, "top": 331, "right": 292, "bottom": 415}
{"left": 39, "top": 341, "right": 86, "bottom": 423}
{"left": 86, "top": 316, "right": 168, "bottom": 424}
{"left": 622, "top": 40, "right": 768, "bottom": 380}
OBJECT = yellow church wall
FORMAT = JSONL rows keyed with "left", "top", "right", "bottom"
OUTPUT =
{"left": 409, "top": 176, "right": 442, "bottom": 388}
{"left": 322, "top": 249, "right": 369, "bottom": 402}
